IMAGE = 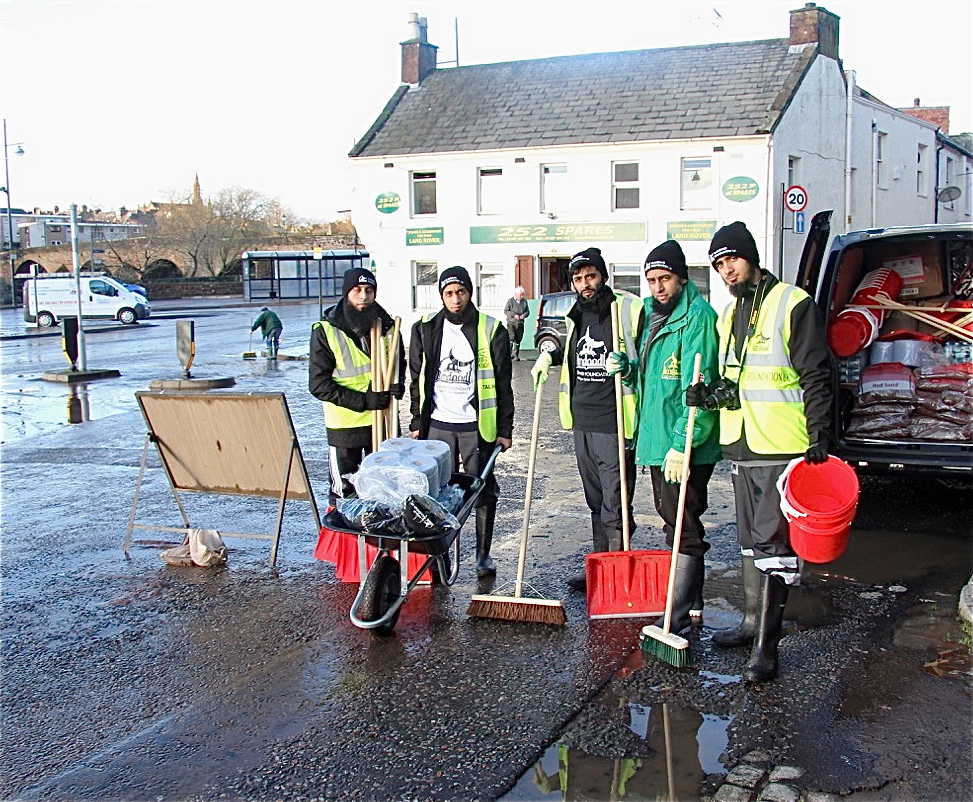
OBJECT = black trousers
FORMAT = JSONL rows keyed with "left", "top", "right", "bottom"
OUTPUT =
{"left": 328, "top": 444, "right": 372, "bottom": 506}
{"left": 648, "top": 463, "right": 715, "bottom": 557}
{"left": 427, "top": 424, "right": 499, "bottom": 507}
{"left": 573, "top": 429, "right": 635, "bottom": 534}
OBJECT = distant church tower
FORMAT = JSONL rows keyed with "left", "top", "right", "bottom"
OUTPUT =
{"left": 192, "top": 174, "right": 203, "bottom": 205}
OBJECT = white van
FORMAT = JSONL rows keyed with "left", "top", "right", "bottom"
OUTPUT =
{"left": 797, "top": 212, "right": 972, "bottom": 480}
{"left": 22, "top": 274, "right": 151, "bottom": 327}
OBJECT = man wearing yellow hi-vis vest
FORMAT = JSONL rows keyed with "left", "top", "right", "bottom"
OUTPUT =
{"left": 687, "top": 222, "right": 833, "bottom": 683}
{"left": 531, "top": 248, "right": 645, "bottom": 592}
{"left": 309, "top": 267, "right": 405, "bottom": 505}
{"left": 409, "top": 266, "right": 514, "bottom": 579}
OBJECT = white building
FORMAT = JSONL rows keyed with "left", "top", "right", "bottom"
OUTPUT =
{"left": 348, "top": 5, "right": 972, "bottom": 327}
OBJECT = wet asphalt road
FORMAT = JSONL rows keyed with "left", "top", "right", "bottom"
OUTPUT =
{"left": 1, "top": 298, "right": 970, "bottom": 801}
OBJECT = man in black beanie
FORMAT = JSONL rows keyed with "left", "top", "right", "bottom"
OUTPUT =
{"left": 409, "top": 265, "right": 514, "bottom": 578}
{"left": 606, "top": 239, "right": 721, "bottom": 632}
{"left": 687, "top": 221, "right": 832, "bottom": 682}
{"left": 531, "top": 247, "right": 645, "bottom": 590}
{"left": 309, "top": 266, "right": 404, "bottom": 505}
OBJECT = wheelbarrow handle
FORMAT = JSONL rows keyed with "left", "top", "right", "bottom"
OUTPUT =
{"left": 480, "top": 444, "right": 503, "bottom": 482}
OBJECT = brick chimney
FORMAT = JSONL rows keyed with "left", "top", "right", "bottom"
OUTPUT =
{"left": 789, "top": 3, "right": 839, "bottom": 60}
{"left": 898, "top": 98, "right": 951, "bottom": 134}
{"left": 401, "top": 12, "right": 437, "bottom": 85}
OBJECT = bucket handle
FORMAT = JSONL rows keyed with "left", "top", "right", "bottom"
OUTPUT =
{"left": 776, "top": 457, "right": 808, "bottom": 521}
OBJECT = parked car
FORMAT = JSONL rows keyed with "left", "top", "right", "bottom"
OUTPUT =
{"left": 532, "top": 289, "right": 642, "bottom": 354}
{"left": 122, "top": 283, "right": 148, "bottom": 299}
{"left": 797, "top": 210, "right": 972, "bottom": 480}
{"left": 533, "top": 291, "right": 575, "bottom": 354}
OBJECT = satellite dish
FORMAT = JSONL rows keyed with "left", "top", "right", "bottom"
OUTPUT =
{"left": 937, "top": 186, "right": 962, "bottom": 203}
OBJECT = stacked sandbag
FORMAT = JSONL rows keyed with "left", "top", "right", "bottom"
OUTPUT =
{"left": 911, "top": 364, "right": 973, "bottom": 441}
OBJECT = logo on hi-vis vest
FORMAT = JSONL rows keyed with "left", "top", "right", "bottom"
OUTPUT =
{"left": 662, "top": 353, "right": 680, "bottom": 378}
{"left": 749, "top": 333, "right": 771, "bottom": 353}
{"left": 437, "top": 350, "right": 474, "bottom": 384}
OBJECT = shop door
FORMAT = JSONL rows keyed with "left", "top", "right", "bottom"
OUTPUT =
{"left": 515, "top": 255, "right": 534, "bottom": 298}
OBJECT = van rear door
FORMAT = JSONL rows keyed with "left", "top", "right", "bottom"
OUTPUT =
{"left": 795, "top": 210, "right": 833, "bottom": 297}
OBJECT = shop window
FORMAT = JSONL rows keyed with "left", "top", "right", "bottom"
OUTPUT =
{"left": 541, "top": 163, "right": 568, "bottom": 214}
{"left": 478, "top": 168, "right": 504, "bottom": 215}
{"left": 413, "top": 261, "right": 439, "bottom": 310}
{"left": 611, "top": 263, "right": 641, "bottom": 296}
{"left": 680, "top": 158, "right": 713, "bottom": 210}
{"left": 477, "top": 263, "right": 504, "bottom": 308}
{"left": 412, "top": 171, "right": 437, "bottom": 216}
{"left": 612, "top": 162, "right": 640, "bottom": 210}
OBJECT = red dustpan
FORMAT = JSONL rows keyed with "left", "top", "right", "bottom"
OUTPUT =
{"left": 586, "top": 300, "right": 670, "bottom": 619}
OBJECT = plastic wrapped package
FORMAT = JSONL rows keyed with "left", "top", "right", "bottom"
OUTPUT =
{"left": 858, "top": 363, "right": 917, "bottom": 404}
{"left": 911, "top": 415, "right": 972, "bottom": 442}
{"left": 403, "top": 494, "right": 460, "bottom": 536}
{"left": 335, "top": 497, "right": 407, "bottom": 534}
{"left": 846, "top": 411, "right": 912, "bottom": 438}
{"left": 435, "top": 483, "right": 466, "bottom": 514}
{"left": 347, "top": 464, "right": 431, "bottom": 508}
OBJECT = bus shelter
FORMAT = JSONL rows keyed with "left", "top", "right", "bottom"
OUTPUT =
{"left": 242, "top": 249, "right": 371, "bottom": 316}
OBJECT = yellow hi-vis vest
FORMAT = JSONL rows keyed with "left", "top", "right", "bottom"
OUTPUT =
{"left": 558, "top": 292, "right": 640, "bottom": 439}
{"left": 313, "top": 320, "right": 382, "bottom": 430}
{"left": 419, "top": 313, "right": 501, "bottom": 443}
{"left": 717, "top": 282, "right": 810, "bottom": 454}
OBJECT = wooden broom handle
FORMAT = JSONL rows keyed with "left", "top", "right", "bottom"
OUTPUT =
{"left": 610, "top": 301, "right": 631, "bottom": 551}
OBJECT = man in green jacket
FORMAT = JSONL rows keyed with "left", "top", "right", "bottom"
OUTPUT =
{"left": 251, "top": 307, "right": 283, "bottom": 358}
{"left": 607, "top": 240, "right": 721, "bottom": 634}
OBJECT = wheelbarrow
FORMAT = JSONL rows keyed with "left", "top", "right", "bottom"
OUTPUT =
{"left": 322, "top": 445, "right": 502, "bottom": 635}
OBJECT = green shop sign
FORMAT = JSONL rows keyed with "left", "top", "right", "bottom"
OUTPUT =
{"left": 667, "top": 221, "right": 718, "bottom": 241}
{"left": 470, "top": 222, "right": 646, "bottom": 245}
{"left": 375, "top": 192, "right": 401, "bottom": 214}
{"left": 722, "top": 177, "right": 759, "bottom": 203}
{"left": 406, "top": 227, "right": 444, "bottom": 246}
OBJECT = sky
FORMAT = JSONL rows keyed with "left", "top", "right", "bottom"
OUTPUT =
{"left": 3, "top": 0, "right": 971, "bottom": 222}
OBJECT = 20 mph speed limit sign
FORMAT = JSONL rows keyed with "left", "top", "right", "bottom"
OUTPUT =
{"left": 784, "top": 185, "right": 808, "bottom": 212}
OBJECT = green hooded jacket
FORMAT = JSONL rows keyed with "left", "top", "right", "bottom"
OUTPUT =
{"left": 633, "top": 279, "right": 722, "bottom": 467}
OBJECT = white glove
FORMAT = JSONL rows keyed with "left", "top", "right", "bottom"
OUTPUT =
{"left": 531, "top": 352, "right": 553, "bottom": 390}
{"left": 663, "top": 448, "right": 685, "bottom": 484}
{"left": 605, "top": 351, "right": 629, "bottom": 377}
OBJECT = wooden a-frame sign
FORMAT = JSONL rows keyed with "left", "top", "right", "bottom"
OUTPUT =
{"left": 125, "top": 391, "right": 321, "bottom": 566}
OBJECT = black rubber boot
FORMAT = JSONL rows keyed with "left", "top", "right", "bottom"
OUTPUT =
{"left": 713, "top": 556, "right": 761, "bottom": 647}
{"left": 568, "top": 516, "right": 607, "bottom": 591}
{"left": 690, "top": 557, "right": 705, "bottom": 622}
{"left": 475, "top": 504, "right": 497, "bottom": 578}
{"left": 743, "top": 573, "right": 790, "bottom": 683}
{"left": 653, "top": 554, "right": 704, "bottom": 635}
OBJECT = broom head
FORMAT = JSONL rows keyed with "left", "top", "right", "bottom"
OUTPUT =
{"left": 467, "top": 594, "right": 567, "bottom": 626}
{"left": 640, "top": 623, "right": 691, "bottom": 668}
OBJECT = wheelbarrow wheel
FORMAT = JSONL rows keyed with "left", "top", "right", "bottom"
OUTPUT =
{"left": 360, "top": 555, "right": 402, "bottom": 635}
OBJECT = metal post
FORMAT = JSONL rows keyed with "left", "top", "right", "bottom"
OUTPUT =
{"left": 3, "top": 119, "right": 15, "bottom": 289}
{"left": 70, "top": 204, "right": 88, "bottom": 371}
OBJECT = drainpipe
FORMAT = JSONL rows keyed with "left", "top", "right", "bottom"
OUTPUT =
{"left": 844, "top": 70, "right": 855, "bottom": 232}
{"left": 870, "top": 121, "right": 877, "bottom": 227}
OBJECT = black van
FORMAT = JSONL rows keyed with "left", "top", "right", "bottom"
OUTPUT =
{"left": 797, "top": 211, "right": 972, "bottom": 479}
{"left": 533, "top": 291, "right": 575, "bottom": 354}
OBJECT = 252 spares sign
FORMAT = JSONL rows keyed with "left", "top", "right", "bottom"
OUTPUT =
{"left": 470, "top": 222, "right": 646, "bottom": 244}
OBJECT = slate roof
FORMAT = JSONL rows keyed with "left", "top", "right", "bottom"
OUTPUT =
{"left": 350, "top": 38, "right": 819, "bottom": 158}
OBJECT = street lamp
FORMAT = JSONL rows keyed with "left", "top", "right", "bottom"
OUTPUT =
{"left": 2, "top": 118, "right": 26, "bottom": 287}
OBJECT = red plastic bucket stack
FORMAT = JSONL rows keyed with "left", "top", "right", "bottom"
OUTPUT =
{"left": 828, "top": 267, "right": 904, "bottom": 357}
{"left": 779, "top": 457, "right": 859, "bottom": 563}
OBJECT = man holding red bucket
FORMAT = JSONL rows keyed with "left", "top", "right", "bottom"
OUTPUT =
{"left": 687, "top": 222, "right": 833, "bottom": 682}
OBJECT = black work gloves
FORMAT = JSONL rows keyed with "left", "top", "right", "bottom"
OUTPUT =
{"left": 804, "top": 439, "right": 829, "bottom": 464}
{"left": 390, "top": 383, "right": 405, "bottom": 400}
{"left": 685, "top": 381, "right": 709, "bottom": 408}
{"left": 364, "top": 390, "right": 391, "bottom": 410}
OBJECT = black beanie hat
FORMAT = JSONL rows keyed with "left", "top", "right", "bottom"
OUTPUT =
{"left": 438, "top": 265, "right": 473, "bottom": 295}
{"left": 568, "top": 247, "right": 608, "bottom": 281}
{"left": 342, "top": 267, "right": 378, "bottom": 297}
{"left": 708, "top": 221, "right": 760, "bottom": 269}
{"left": 644, "top": 240, "right": 688, "bottom": 280}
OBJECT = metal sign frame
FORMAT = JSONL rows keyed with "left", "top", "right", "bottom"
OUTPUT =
{"left": 124, "top": 391, "right": 322, "bottom": 566}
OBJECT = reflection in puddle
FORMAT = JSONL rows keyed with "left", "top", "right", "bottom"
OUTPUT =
{"left": 504, "top": 703, "right": 731, "bottom": 800}
{"left": 67, "top": 384, "right": 91, "bottom": 424}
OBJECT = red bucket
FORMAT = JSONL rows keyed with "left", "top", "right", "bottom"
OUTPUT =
{"left": 779, "top": 457, "right": 859, "bottom": 563}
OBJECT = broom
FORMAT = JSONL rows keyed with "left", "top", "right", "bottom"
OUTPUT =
{"left": 370, "top": 321, "right": 382, "bottom": 451}
{"left": 467, "top": 378, "right": 567, "bottom": 625}
{"left": 382, "top": 317, "right": 402, "bottom": 440}
{"left": 640, "top": 353, "right": 703, "bottom": 668}
{"left": 243, "top": 319, "right": 257, "bottom": 359}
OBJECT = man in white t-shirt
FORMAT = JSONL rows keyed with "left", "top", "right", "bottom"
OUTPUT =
{"left": 409, "top": 266, "right": 514, "bottom": 578}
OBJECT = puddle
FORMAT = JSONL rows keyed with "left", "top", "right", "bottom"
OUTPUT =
{"left": 501, "top": 702, "right": 731, "bottom": 800}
